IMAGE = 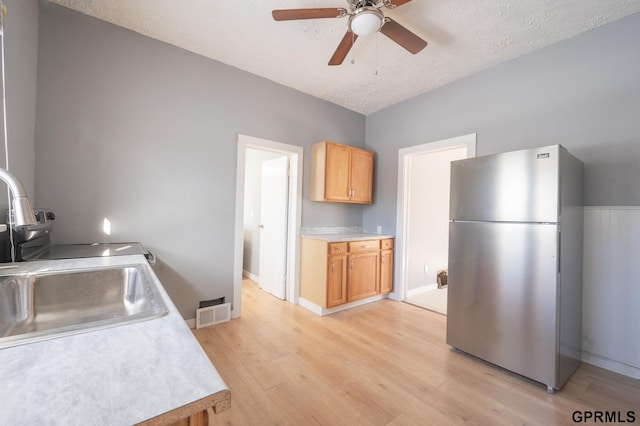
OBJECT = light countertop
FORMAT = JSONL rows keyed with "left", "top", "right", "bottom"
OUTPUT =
{"left": 301, "top": 232, "right": 394, "bottom": 242}
{"left": 0, "top": 255, "right": 229, "bottom": 425}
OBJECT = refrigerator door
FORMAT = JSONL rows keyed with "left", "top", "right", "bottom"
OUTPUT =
{"left": 450, "top": 145, "right": 560, "bottom": 223}
{"left": 447, "top": 221, "right": 559, "bottom": 388}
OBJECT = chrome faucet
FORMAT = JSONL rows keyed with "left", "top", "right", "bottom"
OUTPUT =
{"left": 0, "top": 168, "right": 36, "bottom": 226}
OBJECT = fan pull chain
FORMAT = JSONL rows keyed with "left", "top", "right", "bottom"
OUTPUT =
{"left": 375, "top": 32, "right": 379, "bottom": 76}
{"left": 350, "top": 31, "right": 356, "bottom": 64}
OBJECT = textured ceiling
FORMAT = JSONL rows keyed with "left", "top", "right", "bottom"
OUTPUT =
{"left": 49, "top": 0, "right": 640, "bottom": 115}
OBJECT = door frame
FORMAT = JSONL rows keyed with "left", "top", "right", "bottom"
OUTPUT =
{"left": 233, "top": 134, "right": 303, "bottom": 318}
{"left": 391, "top": 133, "right": 476, "bottom": 302}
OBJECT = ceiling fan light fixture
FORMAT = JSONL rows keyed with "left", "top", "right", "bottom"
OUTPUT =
{"left": 349, "top": 8, "right": 384, "bottom": 36}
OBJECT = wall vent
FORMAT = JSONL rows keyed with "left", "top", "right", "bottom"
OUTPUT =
{"left": 196, "top": 303, "right": 231, "bottom": 328}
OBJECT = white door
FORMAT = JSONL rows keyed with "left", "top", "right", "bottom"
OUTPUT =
{"left": 258, "top": 155, "right": 289, "bottom": 299}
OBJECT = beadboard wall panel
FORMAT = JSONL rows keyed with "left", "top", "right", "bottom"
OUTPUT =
{"left": 582, "top": 207, "right": 640, "bottom": 378}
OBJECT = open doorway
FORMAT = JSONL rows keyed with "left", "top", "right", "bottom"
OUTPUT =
{"left": 233, "top": 135, "right": 303, "bottom": 318}
{"left": 393, "top": 134, "right": 476, "bottom": 315}
{"left": 243, "top": 150, "right": 288, "bottom": 299}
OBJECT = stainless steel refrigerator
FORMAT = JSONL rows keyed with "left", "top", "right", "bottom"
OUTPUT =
{"left": 446, "top": 144, "right": 584, "bottom": 393}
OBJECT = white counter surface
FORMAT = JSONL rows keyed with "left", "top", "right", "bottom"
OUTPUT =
{"left": 0, "top": 255, "right": 228, "bottom": 425}
{"left": 301, "top": 232, "right": 394, "bottom": 242}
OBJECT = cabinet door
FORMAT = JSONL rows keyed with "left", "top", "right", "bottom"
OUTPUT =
{"left": 349, "top": 148, "right": 373, "bottom": 204}
{"left": 347, "top": 251, "right": 379, "bottom": 302}
{"left": 380, "top": 249, "right": 393, "bottom": 294}
{"left": 327, "top": 254, "right": 348, "bottom": 307}
{"left": 324, "top": 143, "right": 351, "bottom": 201}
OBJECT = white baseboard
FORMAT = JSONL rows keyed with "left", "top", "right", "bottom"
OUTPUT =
{"left": 299, "top": 294, "right": 388, "bottom": 316}
{"left": 406, "top": 283, "right": 438, "bottom": 298}
{"left": 387, "top": 291, "right": 400, "bottom": 301}
{"left": 582, "top": 351, "right": 640, "bottom": 379}
{"left": 242, "top": 270, "right": 259, "bottom": 282}
{"left": 297, "top": 298, "right": 323, "bottom": 315}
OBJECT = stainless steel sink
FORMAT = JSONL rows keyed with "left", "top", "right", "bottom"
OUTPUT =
{"left": 0, "top": 264, "right": 168, "bottom": 348}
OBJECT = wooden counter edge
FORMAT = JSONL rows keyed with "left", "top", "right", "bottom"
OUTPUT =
{"left": 136, "top": 389, "right": 231, "bottom": 426}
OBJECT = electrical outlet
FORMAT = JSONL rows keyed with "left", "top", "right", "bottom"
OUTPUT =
{"left": 376, "top": 226, "right": 382, "bottom": 234}
{"left": 424, "top": 265, "right": 429, "bottom": 274}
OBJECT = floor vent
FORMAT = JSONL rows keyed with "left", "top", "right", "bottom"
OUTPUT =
{"left": 196, "top": 303, "right": 231, "bottom": 328}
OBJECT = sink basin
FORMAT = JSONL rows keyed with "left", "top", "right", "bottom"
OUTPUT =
{"left": 0, "top": 264, "right": 168, "bottom": 348}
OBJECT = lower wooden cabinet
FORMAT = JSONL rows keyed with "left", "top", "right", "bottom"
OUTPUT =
{"left": 347, "top": 251, "right": 379, "bottom": 302}
{"left": 327, "top": 254, "right": 348, "bottom": 307}
{"left": 380, "top": 249, "right": 393, "bottom": 294}
{"left": 300, "top": 237, "right": 393, "bottom": 309}
{"left": 167, "top": 409, "right": 208, "bottom": 426}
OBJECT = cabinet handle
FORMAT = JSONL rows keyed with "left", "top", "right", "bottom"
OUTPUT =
{"left": 360, "top": 245, "right": 371, "bottom": 249}
{"left": 331, "top": 262, "right": 334, "bottom": 272}
{"left": 350, "top": 259, "right": 353, "bottom": 269}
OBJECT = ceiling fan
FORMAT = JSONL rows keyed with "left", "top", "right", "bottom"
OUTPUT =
{"left": 272, "top": 0, "right": 427, "bottom": 66}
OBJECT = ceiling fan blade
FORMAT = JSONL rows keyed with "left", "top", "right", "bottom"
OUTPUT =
{"left": 328, "top": 31, "right": 358, "bottom": 66}
{"left": 380, "top": 18, "right": 427, "bottom": 54}
{"left": 272, "top": 8, "right": 345, "bottom": 21}
{"left": 385, "top": 0, "right": 413, "bottom": 6}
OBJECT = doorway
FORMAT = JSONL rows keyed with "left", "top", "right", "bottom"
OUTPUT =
{"left": 233, "top": 134, "right": 303, "bottom": 318}
{"left": 243, "top": 150, "right": 289, "bottom": 299}
{"left": 394, "top": 134, "right": 476, "bottom": 314}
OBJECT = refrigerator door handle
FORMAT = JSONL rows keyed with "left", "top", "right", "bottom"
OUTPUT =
{"left": 557, "top": 231, "right": 561, "bottom": 274}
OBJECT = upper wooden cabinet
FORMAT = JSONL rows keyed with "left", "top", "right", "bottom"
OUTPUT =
{"left": 310, "top": 141, "right": 373, "bottom": 204}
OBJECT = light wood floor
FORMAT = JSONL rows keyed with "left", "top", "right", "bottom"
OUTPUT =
{"left": 194, "top": 279, "right": 639, "bottom": 425}
{"left": 404, "top": 287, "right": 448, "bottom": 315}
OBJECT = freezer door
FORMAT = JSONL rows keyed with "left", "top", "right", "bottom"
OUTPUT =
{"left": 450, "top": 145, "right": 560, "bottom": 223}
{"left": 447, "top": 221, "right": 559, "bottom": 388}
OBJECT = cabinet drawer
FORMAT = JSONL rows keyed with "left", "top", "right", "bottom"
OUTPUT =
{"left": 348, "top": 240, "right": 380, "bottom": 253}
{"left": 381, "top": 239, "right": 394, "bottom": 250}
{"left": 328, "top": 242, "right": 348, "bottom": 255}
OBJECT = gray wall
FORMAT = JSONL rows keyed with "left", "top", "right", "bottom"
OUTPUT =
{"left": 35, "top": 2, "right": 365, "bottom": 318}
{"left": 364, "top": 12, "right": 640, "bottom": 234}
{"left": 27, "top": 3, "right": 640, "bottom": 319}
{"left": 0, "top": 0, "right": 38, "bottom": 215}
